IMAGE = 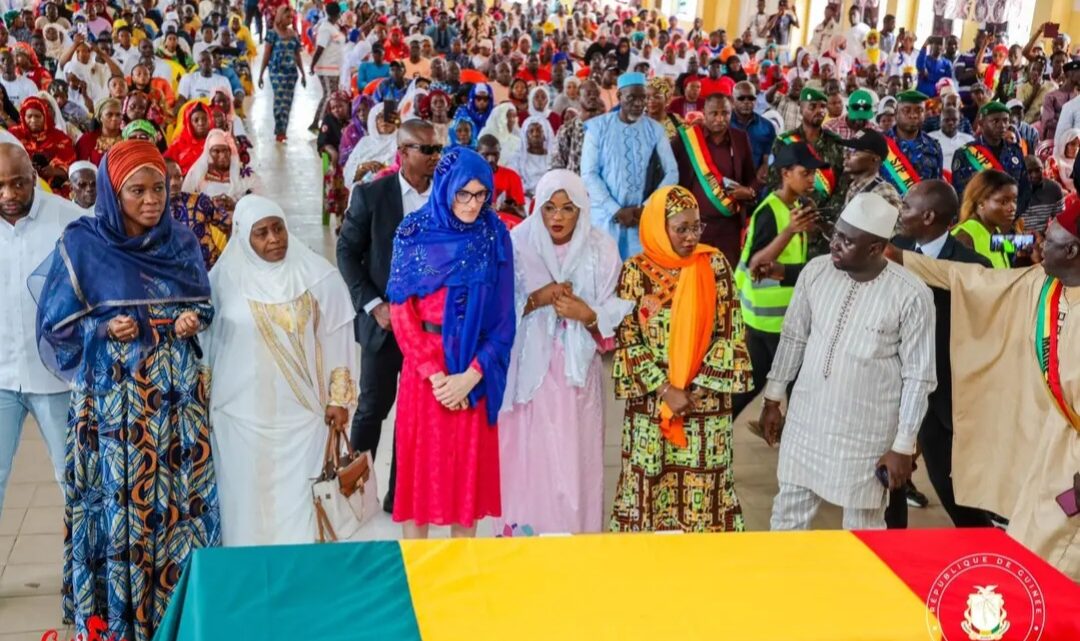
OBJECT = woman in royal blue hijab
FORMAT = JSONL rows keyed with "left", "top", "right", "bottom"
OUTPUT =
{"left": 32, "top": 140, "right": 220, "bottom": 641}
{"left": 386, "top": 147, "right": 515, "bottom": 539}
{"left": 460, "top": 82, "right": 494, "bottom": 131}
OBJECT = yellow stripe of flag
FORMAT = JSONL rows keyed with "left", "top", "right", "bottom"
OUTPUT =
{"left": 401, "top": 531, "right": 939, "bottom": 640}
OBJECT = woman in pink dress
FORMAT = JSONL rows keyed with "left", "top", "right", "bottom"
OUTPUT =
{"left": 496, "top": 170, "right": 632, "bottom": 536}
{"left": 386, "top": 148, "right": 516, "bottom": 539}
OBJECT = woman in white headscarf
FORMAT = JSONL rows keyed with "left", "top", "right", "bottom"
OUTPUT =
{"left": 513, "top": 114, "right": 555, "bottom": 196}
{"left": 182, "top": 129, "right": 260, "bottom": 205}
{"left": 205, "top": 194, "right": 357, "bottom": 546}
{"left": 342, "top": 101, "right": 399, "bottom": 189}
{"left": 1050, "top": 128, "right": 1079, "bottom": 195}
{"left": 552, "top": 76, "right": 581, "bottom": 117}
{"left": 479, "top": 101, "right": 521, "bottom": 163}
{"left": 496, "top": 170, "right": 631, "bottom": 536}
{"left": 524, "top": 84, "right": 562, "bottom": 133}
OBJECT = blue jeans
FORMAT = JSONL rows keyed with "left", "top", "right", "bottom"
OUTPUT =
{"left": 0, "top": 389, "right": 70, "bottom": 514}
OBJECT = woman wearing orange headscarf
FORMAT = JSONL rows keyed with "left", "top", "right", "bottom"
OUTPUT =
{"left": 609, "top": 185, "right": 752, "bottom": 533}
{"left": 10, "top": 95, "right": 76, "bottom": 192}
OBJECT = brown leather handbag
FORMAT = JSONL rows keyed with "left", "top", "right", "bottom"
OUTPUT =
{"left": 311, "top": 429, "right": 379, "bottom": 542}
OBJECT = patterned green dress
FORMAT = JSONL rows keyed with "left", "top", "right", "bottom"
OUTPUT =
{"left": 609, "top": 253, "right": 753, "bottom": 533}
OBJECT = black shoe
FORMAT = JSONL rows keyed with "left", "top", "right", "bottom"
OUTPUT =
{"left": 382, "top": 493, "right": 394, "bottom": 514}
{"left": 905, "top": 480, "right": 929, "bottom": 508}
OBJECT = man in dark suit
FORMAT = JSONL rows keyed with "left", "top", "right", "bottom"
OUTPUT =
{"left": 336, "top": 119, "right": 441, "bottom": 512}
{"left": 887, "top": 179, "right": 994, "bottom": 529}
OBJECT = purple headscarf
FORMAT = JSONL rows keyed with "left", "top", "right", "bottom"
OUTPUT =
{"left": 339, "top": 95, "right": 373, "bottom": 166}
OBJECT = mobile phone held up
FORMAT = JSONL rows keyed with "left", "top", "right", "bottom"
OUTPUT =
{"left": 1045, "top": 23, "right": 1060, "bottom": 39}
{"left": 989, "top": 234, "right": 1034, "bottom": 253}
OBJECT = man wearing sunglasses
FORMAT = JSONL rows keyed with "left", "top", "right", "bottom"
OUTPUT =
{"left": 730, "top": 80, "right": 777, "bottom": 172}
{"left": 823, "top": 89, "right": 879, "bottom": 147}
{"left": 337, "top": 119, "right": 442, "bottom": 514}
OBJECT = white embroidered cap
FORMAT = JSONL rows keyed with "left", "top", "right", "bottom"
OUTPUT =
{"left": 839, "top": 192, "right": 898, "bottom": 240}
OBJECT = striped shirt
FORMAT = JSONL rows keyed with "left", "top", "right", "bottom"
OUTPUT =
{"left": 764, "top": 257, "right": 937, "bottom": 509}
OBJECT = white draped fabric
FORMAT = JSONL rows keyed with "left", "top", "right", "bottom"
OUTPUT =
{"left": 205, "top": 195, "right": 357, "bottom": 546}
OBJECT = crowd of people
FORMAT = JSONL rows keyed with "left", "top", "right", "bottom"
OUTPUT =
{"left": 1, "top": 0, "right": 1079, "bottom": 639}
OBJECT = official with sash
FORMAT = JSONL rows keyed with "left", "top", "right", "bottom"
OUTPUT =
{"left": 671, "top": 93, "right": 759, "bottom": 267}
{"left": 951, "top": 101, "right": 1032, "bottom": 212}
{"left": 884, "top": 91, "right": 943, "bottom": 195}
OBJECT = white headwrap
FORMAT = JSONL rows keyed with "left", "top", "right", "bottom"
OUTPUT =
{"left": 209, "top": 195, "right": 338, "bottom": 305}
{"left": 479, "top": 101, "right": 521, "bottom": 160}
{"left": 342, "top": 102, "right": 398, "bottom": 190}
{"left": 502, "top": 169, "right": 632, "bottom": 407}
{"left": 68, "top": 160, "right": 97, "bottom": 179}
{"left": 515, "top": 115, "right": 556, "bottom": 192}
{"left": 1054, "top": 128, "right": 1080, "bottom": 194}
{"left": 527, "top": 85, "right": 552, "bottom": 120}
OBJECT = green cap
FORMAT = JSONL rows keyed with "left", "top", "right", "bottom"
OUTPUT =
{"left": 799, "top": 86, "right": 827, "bottom": 103}
{"left": 896, "top": 90, "right": 930, "bottom": 104}
{"left": 979, "top": 101, "right": 1010, "bottom": 117}
{"left": 847, "top": 89, "right": 875, "bottom": 121}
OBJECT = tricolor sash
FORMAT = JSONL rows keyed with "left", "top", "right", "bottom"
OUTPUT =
{"left": 678, "top": 125, "right": 737, "bottom": 218}
{"left": 882, "top": 137, "right": 920, "bottom": 195}
{"left": 1035, "top": 276, "right": 1080, "bottom": 432}
{"left": 961, "top": 144, "right": 1004, "bottom": 173}
{"left": 779, "top": 133, "right": 836, "bottom": 198}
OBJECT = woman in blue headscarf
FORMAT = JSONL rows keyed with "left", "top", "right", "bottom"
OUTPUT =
{"left": 460, "top": 82, "right": 494, "bottom": 131}
{"left": 32, "top": 140, "right": 219, "bottom": 641}
{"left": 386, "top": 147, "right": 515, "bottom": 539}
{"left": 448, "top": 111, "right": 479, "bottom": 149}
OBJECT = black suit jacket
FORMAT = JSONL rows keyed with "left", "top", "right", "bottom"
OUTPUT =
{"left": 893, "top": 234, "right": 992, "bottom": 430}
{"left": 336, "top": 173, "right": 404, "bottom": 352}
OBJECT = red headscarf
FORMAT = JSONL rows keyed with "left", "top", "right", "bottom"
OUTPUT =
{"left": 10, "top": 96, "right": 76, "bottom": 181}
{"left": 107, "top": 140, "right": 166, "bottom": 192}
{"left": 164, "top": 102, "right": 211, "bottom": 175}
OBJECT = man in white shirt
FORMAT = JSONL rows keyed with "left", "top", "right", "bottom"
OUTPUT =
{"left": 176, "top": 50, "right": 233, "bottom": 106}
{"left": 309, "top": 2, "right": 346, "bottom": 131}
{"left": 60, "top": 37, "right": 124, "bottom": 106}
{"left": 745, "top": 0, "right": 771, "bottom": 48}
{"left": 0, "top": 141, "right": 86, "bottom": 514}
{"left": 0, "top": 49, "right": 40, "bottom": 107}
{"left": 928, "top": 106, "right": 974, "bottom": 172}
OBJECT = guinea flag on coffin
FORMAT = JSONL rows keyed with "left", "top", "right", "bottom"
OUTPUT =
{"left": 155, "top": 530, "right": 1080, "bottom": 641}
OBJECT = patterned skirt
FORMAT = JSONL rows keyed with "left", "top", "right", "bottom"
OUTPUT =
{"left": 62, "top": 334, "right": 220, "bottom": 641}
{"left": 609, "top": 394, "right": 743, "bottom": 533}
{"left": 322, "top": 152, "right": 348, "bottom": 226}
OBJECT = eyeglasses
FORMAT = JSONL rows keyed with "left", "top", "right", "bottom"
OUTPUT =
{"left": 402, "top": 143, "right": 444, "bottom": 155}
{"left": 735, "top": 95, "right": 755, "bottom": 101}
{"left": 671, "top": 222, "right": 707, "bottom": 236}
{"left": 454, "top": 188, "right": 490, "bottom": 204}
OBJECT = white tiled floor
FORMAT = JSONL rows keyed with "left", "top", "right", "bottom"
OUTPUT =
{"left": 0, "top": 60, "right": 952, "bottom": 638}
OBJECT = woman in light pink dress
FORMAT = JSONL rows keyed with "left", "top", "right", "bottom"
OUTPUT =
{"left": 496, "top": 170, "right": 632, "bottom": 536}
{"left": 386, "top": 148, "right": 516, "bottom": 538}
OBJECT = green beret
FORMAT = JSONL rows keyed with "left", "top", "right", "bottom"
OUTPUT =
{"left": 799, "top": 86, "right": 827, "bottom": 103}
{"left": 979, "top": 101, "right": 1010, "bottom": 117}
{"left": 896, "top": 90, "right": 929, "bottom": 104}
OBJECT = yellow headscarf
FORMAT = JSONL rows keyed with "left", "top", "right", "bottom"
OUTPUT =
{"left": 639, "top": 186, "right": 718, "bottom": 448}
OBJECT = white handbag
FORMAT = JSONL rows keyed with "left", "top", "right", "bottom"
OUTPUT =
{"left": 312, "top": 429, "right": 379, "bottom": 542}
